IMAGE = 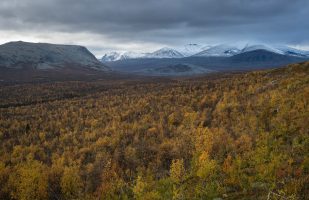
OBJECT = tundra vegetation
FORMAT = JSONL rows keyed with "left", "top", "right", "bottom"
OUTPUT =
{"left": 0, "top": 62, "right": 308, "bottom": 199}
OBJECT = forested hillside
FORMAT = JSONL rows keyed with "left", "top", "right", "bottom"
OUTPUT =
{"left": 0, "top": 62, "right": 308, "bottom": 199}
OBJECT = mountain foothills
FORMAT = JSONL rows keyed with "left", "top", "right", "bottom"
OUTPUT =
{"left": 0, "top": 61, "right": 308, "bottom": 199}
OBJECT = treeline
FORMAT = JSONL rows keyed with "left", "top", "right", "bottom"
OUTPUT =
{"left": 0, "top": 62, "right": 308, "bottom": 199}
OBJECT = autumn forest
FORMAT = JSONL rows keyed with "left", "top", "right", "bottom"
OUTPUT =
{"left": 0, "top": 62, "right": 308, "bottom": 200}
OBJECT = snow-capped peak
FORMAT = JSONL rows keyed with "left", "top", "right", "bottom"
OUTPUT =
{"left": 101, "top": 48, "right": 184, "bottom": 62}
{"left": 120, "top": 51, "right": 146, "bottom": 59}
{"left": 101, "top": 52, "right": 123, "bottom": 62}
{"left": 273, "top": 45, "right": 309, "bottom": 57}
{"left": 145, "top": 47, "right": 184, "bottom": 58}
{"left": 100, "top": 43, "right": 309, "bottom": 62}
{"left": 241, "top": 44, "right": 283, "bottom": 54}
{"left": 194, "top": 44, "right": 240, "bottom": 57}
{"left": 177, "top": 44, "right": 212, "bottom": 57}
{"left": 101, "top": 51, "right": 146, "bottom": 62}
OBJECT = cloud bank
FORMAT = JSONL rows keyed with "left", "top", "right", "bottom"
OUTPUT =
{"left": 0, "top": 0, "right": 308, "bottom": 56}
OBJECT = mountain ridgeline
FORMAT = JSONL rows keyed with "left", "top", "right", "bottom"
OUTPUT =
{"left": 101, "top": 44, "right": 309, "bottom": 61}
{"left": 0, "top": 41, "right": 308, "bottom": 80}
{"left": 102, "top": 44, "right": 309, "bottom": 76}
{"left": 106, "top": 50, "right": 307, "bottom": 76}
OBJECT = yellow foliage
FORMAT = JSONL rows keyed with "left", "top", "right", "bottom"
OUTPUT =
{"left": 196, "top": 152, "right": 217, "bottom": 179}
{"left": 61, "top": 166, "right": 83, "bottom": 199}
{"left": 9, "top": 158, "right": 48, "bottom": 200}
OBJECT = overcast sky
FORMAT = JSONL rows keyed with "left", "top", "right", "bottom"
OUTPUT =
{"left": 0, "top": 0, "right": 309, "bottom": 56}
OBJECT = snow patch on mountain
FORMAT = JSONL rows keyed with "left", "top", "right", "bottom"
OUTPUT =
{"left": 177, "top": 44, "right": 212, "bottom": 57}
{"left": 144, "top": 47, "right": 184, "bottom": 58}
{"left": 101, "top": 47, "right": 183, "bottom": 61}
{"left": 194, "top": 44, "right": 241, "bottom": 57}
{"left": 101, "top": 51, "right": 145, "bottom": 62}
{"left": 241, "top": 44, "right": 283, "bottom": 55}
{"left": 273, "top": 45, "right": 309, "bottom": 57}
{"left": 120, "top": 51, "right": 146, "bottom": 59}
{"left": 100, "top": 43, "right": 309, "bottom": 62}
{"left": 241, "top": 44, "right": 309, "bottom": 58}
{"left": 101, "top": 52, "right": 122, "bottom": 62}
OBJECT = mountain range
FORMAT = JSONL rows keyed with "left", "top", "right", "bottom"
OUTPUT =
{"left": 106, "top": 49, "right": 308, "bottom": 76}
{"left": 101, "top": 44, "right": 309, "bottom": 62}
{"left": 0, "top": 41, "right": 308, "bottom": 81}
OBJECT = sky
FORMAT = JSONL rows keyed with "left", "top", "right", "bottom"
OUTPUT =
{"left": 0, "top": 0, "right": 309, "bottom": 57}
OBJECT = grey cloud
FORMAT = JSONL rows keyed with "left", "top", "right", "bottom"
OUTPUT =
{"left": 0, "top": 0, "right": 308, "bottom": 48}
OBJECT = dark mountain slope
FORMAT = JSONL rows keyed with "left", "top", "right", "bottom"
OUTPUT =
{"left": 0, "top": 41, "right": 108, "bottom": 71}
